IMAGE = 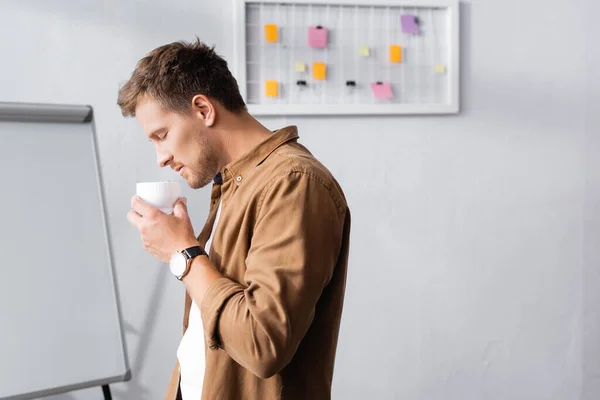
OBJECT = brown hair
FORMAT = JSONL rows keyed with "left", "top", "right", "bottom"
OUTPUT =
{"left": 117, "top": 38, "right": 246, "bottom": 116}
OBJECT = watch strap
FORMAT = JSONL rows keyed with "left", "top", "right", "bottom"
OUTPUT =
{"left": 182, "top": 245, "right": 207, "bottom": 260}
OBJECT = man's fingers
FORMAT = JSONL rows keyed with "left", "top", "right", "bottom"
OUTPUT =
{"left": 127, "top": 210, "right": 142, "bottom": 228}
{"left": 173, "top": 197, "right": 188, "bottom": 218}
{"left": 131, "top": 196, "right": 158, "bottom": 217}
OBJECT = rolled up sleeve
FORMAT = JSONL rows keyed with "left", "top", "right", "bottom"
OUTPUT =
{"left": 200, "top": 170, "right": 345, "bottom": 379}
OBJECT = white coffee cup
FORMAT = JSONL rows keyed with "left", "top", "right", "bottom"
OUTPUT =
{"left": 136, "top": 181, "right": 181, "bottom": 214}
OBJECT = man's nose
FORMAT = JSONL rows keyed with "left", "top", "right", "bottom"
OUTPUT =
{"left": 156, "top": 148, "right": 173, "bottom": 168}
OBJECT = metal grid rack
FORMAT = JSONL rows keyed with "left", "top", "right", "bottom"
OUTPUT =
{"left": 233, "top": 0, "right": 460, "bottom": 115}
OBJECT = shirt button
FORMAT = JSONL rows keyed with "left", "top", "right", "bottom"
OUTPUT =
{"left": 236, "top": 176, "right": 242, "bottom": 182}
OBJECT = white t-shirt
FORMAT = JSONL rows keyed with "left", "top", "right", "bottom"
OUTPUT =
{"left": 177, "top": 202, "right": 222, "bottom": 399}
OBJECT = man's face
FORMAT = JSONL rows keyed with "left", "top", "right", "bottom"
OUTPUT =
{"left": 135, "top": 97, "right": 219, "bottom": 189}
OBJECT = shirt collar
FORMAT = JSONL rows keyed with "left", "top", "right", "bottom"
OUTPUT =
{"left": 222, "top": 126, "right": 299, "bottom": 185}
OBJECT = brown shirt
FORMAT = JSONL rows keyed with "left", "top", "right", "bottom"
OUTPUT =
{"left": 165, "top": 126, "right": 351, "bottom": 400}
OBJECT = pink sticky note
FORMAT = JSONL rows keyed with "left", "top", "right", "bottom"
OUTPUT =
{"left": 371, "top": 82, "right": 393, "bottom": 99}
{"left": 308, "top": 26, "right": 328, "bottom": 48}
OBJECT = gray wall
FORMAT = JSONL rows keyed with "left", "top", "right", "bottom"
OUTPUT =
{"left": 584, "top": 0, "right": 600, "bottom": 399}
{"left": 0, "top": 0, "right": 595, "bottom": 399}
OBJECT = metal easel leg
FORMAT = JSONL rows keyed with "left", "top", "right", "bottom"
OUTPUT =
{"left": 102, "top": 384, "right": 112, "bottom": 400}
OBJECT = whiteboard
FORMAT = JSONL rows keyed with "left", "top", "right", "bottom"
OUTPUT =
{"left": 0, "top": 102, "right": 130, "bottom": 400}
{"left": 234, "top": 0, "right": 460, "bottom": 115}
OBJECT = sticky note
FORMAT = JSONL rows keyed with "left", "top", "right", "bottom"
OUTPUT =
{"left": 401, "top": 15, "right": 420, "bottom": 34}
{"left": 371, "top": 82, "right": 393, "bottom": 99}
{"left": 312, "top": 62, "right": 326, "bottom": 80}
{"left": 265, "top": 80, "right": 278, "bottom": 97}
{"left": 389, "top": 45, "right": 402, "bottom": 63}
{"left": 359, "top": 45, "right": 370, "bottom": 57}
{"left": 265, "top": 24, "right": 278, "bottom": 42}
{"left": 296, "top": 62, "right": 306, "bottom": 72}
{"left": 435, "top": 64, "right": 446, "bottom": 74}
{"left": 308, "top": 26, "right": 328, "bottom": 48}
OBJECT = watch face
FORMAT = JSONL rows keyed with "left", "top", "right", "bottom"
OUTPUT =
{"left": 169, "top": 252, "right": 187, "bottom": 277}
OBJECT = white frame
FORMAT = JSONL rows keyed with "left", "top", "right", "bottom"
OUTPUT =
{"left": 233, "top": 0, "right": 460, "bottom": 116}
{"left": 0, "top": 102, "right": 131, "bottom": 399}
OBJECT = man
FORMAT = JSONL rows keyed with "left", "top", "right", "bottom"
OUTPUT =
{"left": 118, "top": 39, "right": 351, "bottom": 400}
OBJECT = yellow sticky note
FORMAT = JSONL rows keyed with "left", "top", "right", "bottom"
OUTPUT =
{"left": 265, "top": 24, "right": 278, "bottom": 42}
{"left": 313, "top": 62, "right": 326, "bottom": 80}
{"left": 435, "top": 64, "right": 446, "bottom": 74}
{"left": 359, "top": 45, "right": 370, "bottom": 57}
{"left": 296, "top": 62, "right": 306, "bottom": 72}
{"left": 389, "top": 45, "right": 402, "bottom": 63}
{"left": 265, "top": 80, "right": 278, "bottom": 97}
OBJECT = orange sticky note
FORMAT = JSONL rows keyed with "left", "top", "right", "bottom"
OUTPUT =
{"left": 313, "top": 62, "right": 326, "bottom": 80}
{"left": 265, "top": 24, "right": 278, "bottom": 42}
{"left": 265, "top": 80, "right": 278, "bottom": 97}
{"left": 389, "top": 45, "right": 402, "bottom": 63}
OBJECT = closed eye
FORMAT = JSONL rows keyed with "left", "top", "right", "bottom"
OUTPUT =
{"left": 148, "top": 127, "right": 168, "bottom": 142}
{"left": 148, "top": 132, "right": 167, "bottom": 142}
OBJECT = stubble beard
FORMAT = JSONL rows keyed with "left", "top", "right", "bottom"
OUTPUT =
{"left": 185, "top": 137, "right": 220, "bottom": 189}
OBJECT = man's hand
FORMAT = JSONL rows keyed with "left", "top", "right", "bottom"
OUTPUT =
{"left": 127, "top": 196, "right": 199, "bottom": 263}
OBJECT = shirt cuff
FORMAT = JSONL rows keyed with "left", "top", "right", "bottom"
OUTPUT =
{"left": 200, "top": 277, "right": 244, "bottom": 350}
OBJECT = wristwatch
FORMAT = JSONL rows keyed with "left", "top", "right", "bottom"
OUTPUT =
{"left": 169, "top": 245, "right": 207, "bottom": 280}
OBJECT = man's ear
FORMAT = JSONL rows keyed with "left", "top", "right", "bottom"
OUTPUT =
{"left": 191, "top": 95, "right": 215, "bottom": 127}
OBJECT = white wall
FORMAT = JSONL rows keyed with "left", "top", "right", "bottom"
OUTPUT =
{"left": 0, "top": 0, "right": 595, "bottom": 399}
